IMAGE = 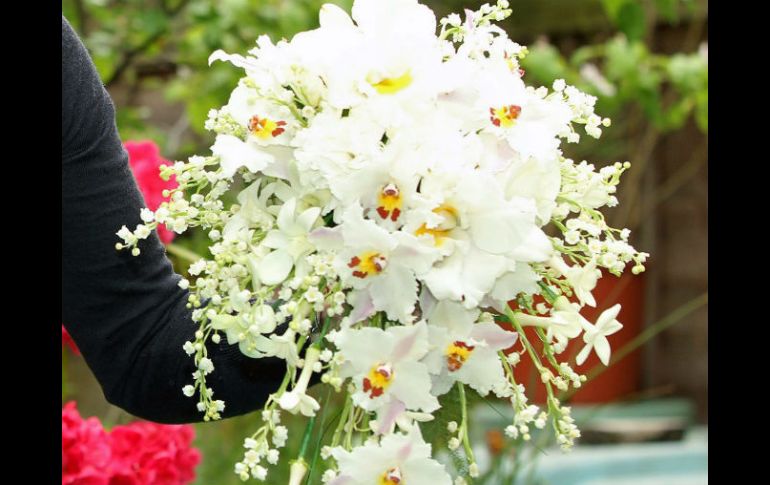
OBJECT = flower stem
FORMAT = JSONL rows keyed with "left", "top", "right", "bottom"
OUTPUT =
{"left": 331, "top": 394, "right": 352, "bottom": 448}
{"left": 297, "top": 413, "right": 317, "bottom": 462}
{"left": 165, "top": 242, "right": 203, "bottom": 263}
{"left": 458, "top": 383, "right": 476, "bottom": 466}
{"left": 312, "top": 313, "right": 333, "bottom": 349}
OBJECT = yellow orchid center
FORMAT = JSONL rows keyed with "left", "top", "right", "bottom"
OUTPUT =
{"left": 489, "top": 104, "right": 522, "bottom": 128}
{"left": 446, "top": 340, "right": 475, "bottom": 372}
{"left": 376, "top": 183, "right": 403, "bottom": 222}
{"left": 415, "top": 204, "right": 459, "bottom": 246}
{"left": 348, "top": 251, "right": 387, "bottom": 279}
{"left": 379, "top": 467, "right": 403, "bottom": 485}
{"left": 248, "top": 115, "right": 287, "bottom": 139}
{"left": 363, "top": 363, "right": 394, "bottom": 399}
{"left": 370, "top": 71, "right": 413, "bottom": 95}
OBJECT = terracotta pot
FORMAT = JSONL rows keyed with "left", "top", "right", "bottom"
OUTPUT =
{"left": 501, "top": 265, "right": 646, "bottom": 404}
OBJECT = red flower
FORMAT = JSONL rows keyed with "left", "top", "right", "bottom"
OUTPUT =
{"left": 62, "top": 402, "right": 201, "bottom": 485}
{"left": 110, "top": 422, "right": 201, "bottom": 485}
{"left": 62, "top": 325, "right": 80, "bottom": 355}
{"left": 62, "top": 402, "right": 111, "bottom": 485}
{"left": 124, "top": 140, "right": 178, "bottom": 245}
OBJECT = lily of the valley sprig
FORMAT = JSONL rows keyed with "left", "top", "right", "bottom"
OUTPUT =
{"left": 115, "top": 0, "right": 648, "bottom": 483}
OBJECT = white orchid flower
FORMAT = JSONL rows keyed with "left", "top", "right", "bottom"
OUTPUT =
{"left": 415, "top": 169, "right": 552, "bottom": 308}
{"left": 423, "top": 300, "right": 518, "bottom": 396}
{"left": 211, "top": 134, "right": 275, "bottom": 179}
{"left": 330, "top": 427, "right": 451, "bottom": 485}
{"left": 329, "top": 321, "right": 439, "bottom": 413}
{"left": 256, "top": 197, "right": 321, "bottom": 286}
{"left": 576, "top": 304, "right": 623, "bottom": 366}
{"left": 310, "top": 203, "right": 439, "bottom": 323}
{"left": 550, "top": 256, "right": 600, "bottom": 307}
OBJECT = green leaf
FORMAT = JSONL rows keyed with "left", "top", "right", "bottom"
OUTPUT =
{"left": 616, "top": 2, "right": 647, "bottom": 41}
{"left": 421, "top": 384, "right": 462, "bottom": 446}
{"left": 520, "top": 43, "right": 572, "bottom": 87}
{"left": 600, "top": 0, "right": 628, "bottom": 20}
{"left": 638, "top": 87, "right": 664, "bottom": 126}
{"left": 654, "top": 0, "right": 680, "bottom": 22}
{"left": 661, "top": 97, "right": 693, "bottom": 131}
{"left": 570, "top": 45, "right": 603, "bottom": 67}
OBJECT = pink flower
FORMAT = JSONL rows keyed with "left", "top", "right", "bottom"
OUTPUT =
{"left": 62, "top": 325, "right": 80, "bottom": 355}
{"left": 124, "top": 140, "right": 178, "bottom": 245}
{"left": 61, "top": 402, "right": 201, "bottom": 485}
{"left": 62, "top": 402, "right": 111, "bottom": 485}
{"left": 110, "top": 422, "right": 201, "bottom": 485}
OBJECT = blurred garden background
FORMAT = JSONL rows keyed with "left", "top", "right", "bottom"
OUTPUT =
{"left": 61, "top": 1, "right": 707, "bottom": 483}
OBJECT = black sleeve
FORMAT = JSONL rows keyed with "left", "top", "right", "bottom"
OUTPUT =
{"left": 61, "top": 15, "right": 288, "bottom": 424}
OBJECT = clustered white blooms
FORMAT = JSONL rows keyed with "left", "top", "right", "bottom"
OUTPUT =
{"left": 116, "top": 0, "right": 648, "bottom": 482}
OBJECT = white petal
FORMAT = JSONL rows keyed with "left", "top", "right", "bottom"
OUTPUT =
{"left": 426, "top": 300, "right": 477, "bottom": 335}
{"left": 597, "top": 304, "right": 622, "bottom": 331}
{"left": 430, "top": 370, "right": 456, "bottom": 397}
{"left": 296, "top": 206, "right": 322, "bottom": 233}
{"left": 423, "top": 246, "right": 507, "bottom": 308}
{"left": 375, "top": 399, "right": 406, "bottom": 435}
{"left": 319, "top": 3, "right": 354, "bottom": 28}
{"left": 401, "top": 454, "right": 452, "bottom": 485}
{"left": 487, "top": 263, "right": 540, "bottom": 308}
{"left": 456, "top": 348, "right": 507, "bottom": 396}
{"left": 208, "top": 50, "right": 256, "bottom": 69}
{"left": 470, "top": 322, "right": 518, "bottom": 350}
{"left": 257, "top": 250, "right": 293, "bottom": 285}
{"left": 471, "top": 207, "right": 531, "bottom": 255}
{"left": 593, "top": 335, "right": 611, "bottom": 365}
{"left": 510, "top": 226, "right": 553, "bottom": 262}
{"left": 576, "top": 342, "right": 593, "bottom": 365}
{"left": 370, "top": 266, "right": 419, "bottom": 324}
{"left": 277, "top": 198, "right": 297, "bottom": 231}
{"left": 390, "top": 360, "right": 440, "bottom": 412}
{"left": 308, "top": 227, "right": 344, "bottom": 250}
{"left": 212, "top": 135, "right": 272, "bottom": 178}
{"left": 335, "top": 327, "right": 394, "bottom": 373}
{"left": 389, "top": 321, "right": 429, "bottom": 363}
{"left": 347, "top": 290, "right": 377, "bottom": 324}
{"left": 262, "top": 230, "right": 289, "bottom": 250}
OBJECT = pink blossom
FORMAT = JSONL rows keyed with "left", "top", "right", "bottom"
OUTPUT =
{"left": 61, "top": 402, "right": 201, "bottom": 485}
{"left": 62, "top": 402, "right": 111, "bottom": 485}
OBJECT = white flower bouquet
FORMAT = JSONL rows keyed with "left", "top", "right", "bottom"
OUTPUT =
{"left": 116, "top": 1, "right": 648, "bottom": 483}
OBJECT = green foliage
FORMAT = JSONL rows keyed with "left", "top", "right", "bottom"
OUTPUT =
{"left": 521, "top": 42, "right": 574, "bottom": 86}
{"left": 602, "top": 0, "right": 647, "bottom": 41}
{"left": 523, "top": 30, "right": 707, "bottom": 137}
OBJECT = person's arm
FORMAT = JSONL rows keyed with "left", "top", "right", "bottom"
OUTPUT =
{"left": 61, "top": 15, "right": 287, "bottom": 424}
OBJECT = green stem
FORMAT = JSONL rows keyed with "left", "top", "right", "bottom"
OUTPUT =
{"left": 312, "top": 314, "right": 333, "bottom": 349}
{"left": 307, "top": 387, "right": 334, "bottom": 484}
{"left": 503, "top": 307, "right": 547, "bottom": 374}
{"left": 458, "top": 383, "right": 476, "bottom": 465}
{"left": 297, "top": 414, "right": 317, "bottom": 462}
{"left": 536, "top": 281, "right": 559, "bottom": 304}
{"left": 332, "top": 395, "right": 352, "bottom": 447}
{"left": 165, "top": 242, "right": 203, "bottom": 263}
